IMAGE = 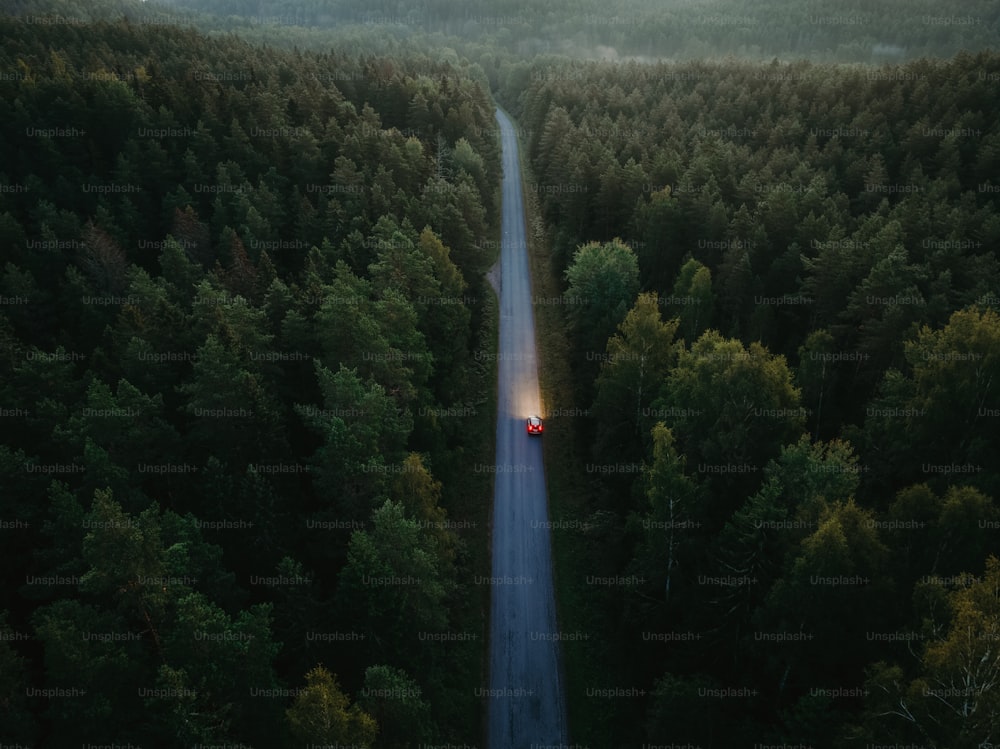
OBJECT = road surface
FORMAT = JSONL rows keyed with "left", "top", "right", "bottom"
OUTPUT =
{"left": 486, "top": 107, "right": 570, "bottom": 749}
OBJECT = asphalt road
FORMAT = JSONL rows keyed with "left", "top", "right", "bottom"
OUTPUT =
{"left": 486, "top": 107, "right": 570, "bottom": 749}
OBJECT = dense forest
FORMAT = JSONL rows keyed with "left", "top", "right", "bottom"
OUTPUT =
{"left": 140, "top": 0, "right": 1000, "bottom": 63}
{"left": 0, "top": 14, "right": 502, "bottom": 746}
{"left": 3, "top": 0, "right": 1000, "bottom": 747}
{"left": 499, "top": 52, "right": 1000, "bottom": 746}
{"left": 6, "top": 0, "right": 1000, "bottom": 63}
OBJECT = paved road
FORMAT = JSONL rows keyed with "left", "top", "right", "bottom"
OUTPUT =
{"left": 486, "top": 107, "right": 569, "bottom": 749}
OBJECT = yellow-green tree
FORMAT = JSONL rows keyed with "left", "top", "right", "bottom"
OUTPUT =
{"left": 864, "top": 556, "right": 1000, "bottom": 748}
{"left": 287, "top": 666, "right": 377, "bottom": 747}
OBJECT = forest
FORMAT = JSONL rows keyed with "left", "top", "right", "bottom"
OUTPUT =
{"left": 6, "top": 0, "right": 1000, "bottom": 63}
{"left": 132, "top": 0, "right": 1000, "bottom": 63}
{"left": 2, "top": 0, "right": 1000, "bottom": 747}
{"left": 498, "top": 50, "right": 1000, "bottom": 747}
{"left": 0, "top": 12, "right": 502, "bottom": 746}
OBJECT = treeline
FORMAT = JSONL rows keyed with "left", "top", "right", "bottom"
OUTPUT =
{"left": 0, "top": 15, "right": 499, "bottom": 747}
{"left": 501, "top": 54, "right": 1000, "bottom": 746}
{"left": 156, "top": 0, "right": 1000, "bottom": 63}
{"left": 7, "top": 0, "right": 997, "bottom": 64}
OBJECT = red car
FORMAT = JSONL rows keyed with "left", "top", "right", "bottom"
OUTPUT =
{"left": 526, "top": 415, "right": 543, "bottom": 435}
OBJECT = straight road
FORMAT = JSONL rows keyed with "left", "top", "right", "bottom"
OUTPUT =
{"left": 486, "top": 107, "right": 569, "bottom": 749}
